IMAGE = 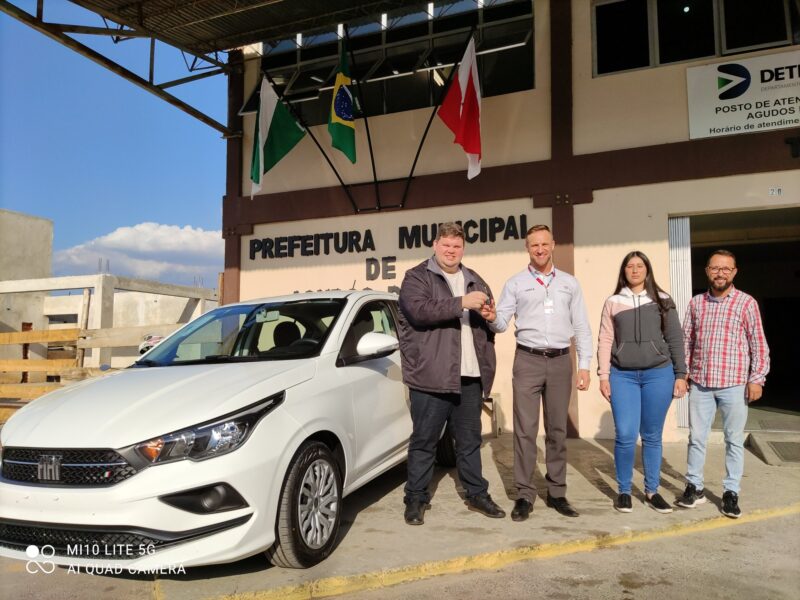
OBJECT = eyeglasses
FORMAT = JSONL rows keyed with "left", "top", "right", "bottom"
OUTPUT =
{"left": 707, "top": 266, "right": 734, "bottom": 274}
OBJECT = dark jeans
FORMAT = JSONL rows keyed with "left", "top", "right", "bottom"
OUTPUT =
{"left": 404, "top": 377, "right": 488, "bottom": 504}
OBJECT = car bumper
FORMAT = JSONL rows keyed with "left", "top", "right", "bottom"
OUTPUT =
{"left": 0, "top": 431, "right": 287, "bottom": 569}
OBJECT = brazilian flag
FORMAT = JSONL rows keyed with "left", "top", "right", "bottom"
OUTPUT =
{"left": 328, "top": 45, "right": 356, "bottom": 163}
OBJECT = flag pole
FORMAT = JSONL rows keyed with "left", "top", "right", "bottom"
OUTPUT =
{"left": 343, "top": 25, "right": 381, "bottom": 211}
{"left": 400, "top": 25, "right": 477, "bottom": 208}
{"left": 260, "top": 70, "right": 360, "bottom": 214}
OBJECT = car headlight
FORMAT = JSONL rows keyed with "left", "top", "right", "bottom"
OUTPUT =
{"left": 131, "top": 392, "right": 284, "bottom": 465}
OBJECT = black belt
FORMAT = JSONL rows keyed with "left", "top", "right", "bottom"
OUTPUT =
{"left": 516, "top": 344, "right": 569, "bottom": 358}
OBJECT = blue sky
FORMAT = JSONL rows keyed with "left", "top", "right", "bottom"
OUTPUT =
{"left": 0, "top": 1, "right": 228, "bottom": 287}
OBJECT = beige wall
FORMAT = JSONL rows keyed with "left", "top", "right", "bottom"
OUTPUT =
{"left": 571, "top": 0, "right": 799, "bottom": 155}
{"left": 574, "top": 169, "right": 800, "bottom": 440}
{"left": 242, "top": 0, "right": 551, "bottom": 196}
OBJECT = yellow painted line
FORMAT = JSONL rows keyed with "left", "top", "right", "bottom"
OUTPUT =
{"left": 153, "top": 578, "right": 165, "bottom": 600}
{"left": 211, "top": 503, "right": 800, "bottom": 600}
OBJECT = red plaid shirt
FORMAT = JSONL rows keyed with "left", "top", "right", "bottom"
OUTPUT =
{"left": 683, "top": 287, "right": 770, "bottom": 388}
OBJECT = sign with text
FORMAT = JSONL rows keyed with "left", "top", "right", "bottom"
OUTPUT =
{"left": 687, "top": 49, "right": 800, "bottom": 139}
{"left": 240, "top": 198, "right": 547, "bottom": 300}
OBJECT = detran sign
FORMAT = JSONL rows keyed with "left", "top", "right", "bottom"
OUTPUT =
{"left": 687, "top": 49, "right": 800, "bottom": 139}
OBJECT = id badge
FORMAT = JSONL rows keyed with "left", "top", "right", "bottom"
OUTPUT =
{"left": 544, "top": 297, "right": 554, "bottom": 314}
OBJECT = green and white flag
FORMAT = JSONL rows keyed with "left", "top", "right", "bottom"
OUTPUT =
{"left": 250, "top": 77, "right": 306, "bottom": 196}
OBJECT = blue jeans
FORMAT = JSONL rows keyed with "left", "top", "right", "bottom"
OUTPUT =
{"left": 686, "top": 383, "right": 748, "bottom": 494}
{"left": 610, "top": 366, "right": 675, "bottom": 495}
{"left": 404, "top": 378, "right": 488, "bottom": 503}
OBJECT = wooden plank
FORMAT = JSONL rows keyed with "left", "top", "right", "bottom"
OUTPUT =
{"left": 0, "top": 329, "right": 81, "bottom": 345}
{"left": 0, "top": 406, "right": 21, "bottom": 420}
{"left": 0, "top": 383, "right": 63, "bottom": 399}
{"left": 78, "top": 323, "right": 181, "bottom": 349}
{"left": 0, "top": 359, "right": 77, "bottom": 372}
{"left": 47, "top": 349, "right": 77, "bottom": 360}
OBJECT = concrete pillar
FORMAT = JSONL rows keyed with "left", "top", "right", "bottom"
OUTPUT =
{"left": 88, "top": 274, "right": 116, "bottom": 367}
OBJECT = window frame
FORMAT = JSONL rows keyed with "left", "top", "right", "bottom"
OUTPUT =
{"left": 336, "top": 300, "right": 399, "bottom": 367}
{"left": 592, "top": 0, "right": 794, "bottom": 77}
{"left": 719, "top": 0, "right": 793, "bottom": 55}
{"left": 244, "top": 1, "right": 535, "bottom": 124}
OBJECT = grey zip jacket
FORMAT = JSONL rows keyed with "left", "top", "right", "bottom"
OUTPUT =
{"left": 397, "top": 257, "right": 496, "bottom": 395}
{"left": 597, "top": 287, "right": 687, "bottom": 380}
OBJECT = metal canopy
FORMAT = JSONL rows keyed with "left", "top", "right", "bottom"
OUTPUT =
{"left": 70, "top": 0, "right": 432, "bottom": 53}
{"left": 1, "top": 0, "right": 438, "bottom": 135}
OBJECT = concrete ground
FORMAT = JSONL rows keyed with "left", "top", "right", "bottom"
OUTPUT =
{"left": 2, "top": 435, "right": 799, "bottom": 600}
{"left": 346, "top": 512, "right": 800, "bottom": 600}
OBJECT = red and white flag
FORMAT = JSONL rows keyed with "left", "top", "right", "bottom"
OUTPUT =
{"left": 437, "top": 37, "right": 481, "bottom": 179}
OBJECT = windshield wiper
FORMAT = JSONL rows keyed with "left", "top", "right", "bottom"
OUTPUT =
{"left": 133, "top": 358, "right": 161, "bottom": 367}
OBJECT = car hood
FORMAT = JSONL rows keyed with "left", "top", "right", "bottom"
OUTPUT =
{"left": 1, "top": 360, "right": 316, "bottom": 448}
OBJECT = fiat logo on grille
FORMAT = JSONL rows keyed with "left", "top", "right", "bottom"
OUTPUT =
{"left": 37, "top": 455, "right": 62, "bottom": 481}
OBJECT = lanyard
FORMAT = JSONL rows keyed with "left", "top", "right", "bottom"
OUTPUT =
{"left": 529, "top": 266, "right": 555, "bottom": 294}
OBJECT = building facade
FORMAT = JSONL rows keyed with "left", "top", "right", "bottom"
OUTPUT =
{"left": 222, "top": 0, "right": 800, "bottom": 439}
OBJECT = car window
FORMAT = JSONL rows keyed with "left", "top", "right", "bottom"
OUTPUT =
{"left": 140, "top": 299, "right": 345, "bottom": 366}
{"left": 256, "top": 317, "right": 307, "bottom": 352}
{"left": 340, "top": 301, "right": 397, "bottom": 361}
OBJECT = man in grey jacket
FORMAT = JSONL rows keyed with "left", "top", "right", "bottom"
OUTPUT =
{"left": 398, "top": 222, "right": 505, "bottom": 525}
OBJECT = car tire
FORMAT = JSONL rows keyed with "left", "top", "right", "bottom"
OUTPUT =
{"left": 435, "top": 424, "right": 457, "bottom": 468}
{"left": 267, "top": 441, "right": 342, "bottom": 569}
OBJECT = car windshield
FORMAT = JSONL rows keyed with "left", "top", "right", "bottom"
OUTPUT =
{"left": 136, "top": 299, "right": 346, "bottom": 366}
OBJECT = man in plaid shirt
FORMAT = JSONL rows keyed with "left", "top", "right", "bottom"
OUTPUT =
{"left": 677, "top": 249, "right": 770, "bottom": 518}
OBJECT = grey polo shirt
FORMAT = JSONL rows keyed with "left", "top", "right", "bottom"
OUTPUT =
{"left": 490, "top": 266, "right": 593, "bottom": 370}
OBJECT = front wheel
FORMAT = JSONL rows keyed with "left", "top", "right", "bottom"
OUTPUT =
{"left": 267, "top": 441, "right": 342, "bottom": 568}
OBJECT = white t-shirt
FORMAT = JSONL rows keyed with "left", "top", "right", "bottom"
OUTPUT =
{"left": 442, "top": 269, "right": 481, "bottom": 378}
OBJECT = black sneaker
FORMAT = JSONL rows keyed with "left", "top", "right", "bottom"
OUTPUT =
{"left": 721, "top": 491, "right": 742, "bottom": 519}
{"left": 615, "top": 493, "right": 633, "bottom": 513}
{"left": 645, "top": 493, "right": 673, "bottom": 514}
{"left": 676, "top": 483, "right": 707, "bottom": 508}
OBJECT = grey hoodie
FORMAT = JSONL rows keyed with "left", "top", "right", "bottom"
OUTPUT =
{"left": 597, "top": 287, "right": 686, "bottom": 380}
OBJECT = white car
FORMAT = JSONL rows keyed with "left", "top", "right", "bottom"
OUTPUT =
{"left": 0, "top": 291, "right": 420, "bottom": 569}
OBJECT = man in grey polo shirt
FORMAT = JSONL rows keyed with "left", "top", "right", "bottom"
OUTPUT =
{"left": 482, "top": 224, "right": 592, "bottom": 520}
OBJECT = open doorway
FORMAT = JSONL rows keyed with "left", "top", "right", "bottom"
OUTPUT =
{"left": 690, "top": 207, "right": 800, "bottom": 432}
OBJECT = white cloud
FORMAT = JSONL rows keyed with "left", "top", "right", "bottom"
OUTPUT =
{"left": 53, "top": 223, "right": 223, "bottom": 288}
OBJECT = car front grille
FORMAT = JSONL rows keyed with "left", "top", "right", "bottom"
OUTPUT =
{"left": 0, "top": 515, "right": 253, "bottom": 559}
{"left": 0, "top": 522, "right": 165, "bottom": 558}
{"left": 1, "top": 447, "right": 137, "bottom": 486}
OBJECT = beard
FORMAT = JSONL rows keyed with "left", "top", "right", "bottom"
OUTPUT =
{"left": 710, "top": 278, "right": 732, "bottom": 292}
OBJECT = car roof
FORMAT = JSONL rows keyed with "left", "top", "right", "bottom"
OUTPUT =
{"left": 227, "top": 289, "right": 398, "bottom": 307}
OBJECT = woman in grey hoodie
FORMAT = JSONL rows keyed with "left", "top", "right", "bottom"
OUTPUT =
{"left": 597, "top": 251, "right": 687, "bottom": 514}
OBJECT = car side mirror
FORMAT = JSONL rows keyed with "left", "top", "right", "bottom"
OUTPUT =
{"left": 356, "top": 332, "right": 399, "bottom": 357}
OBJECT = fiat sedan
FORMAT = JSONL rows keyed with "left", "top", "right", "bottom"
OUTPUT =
{"left": 0, "top": 291, "right": 414, "bottom": 569}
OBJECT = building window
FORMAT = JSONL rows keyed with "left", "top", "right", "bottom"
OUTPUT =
{"left": 657, "top": 0, "right": 716, "bottom": 64}
{"left": 595, "top": 0, "right": 650, "bottom": 75}
{"left": 593, "top": 0, "right": 798, "bottom": 76}
{"left": 243, "top": 0, "right": 534, "bottom": 126}
{"left": 721, "top": 0, "right": 793, "bottom": 53}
